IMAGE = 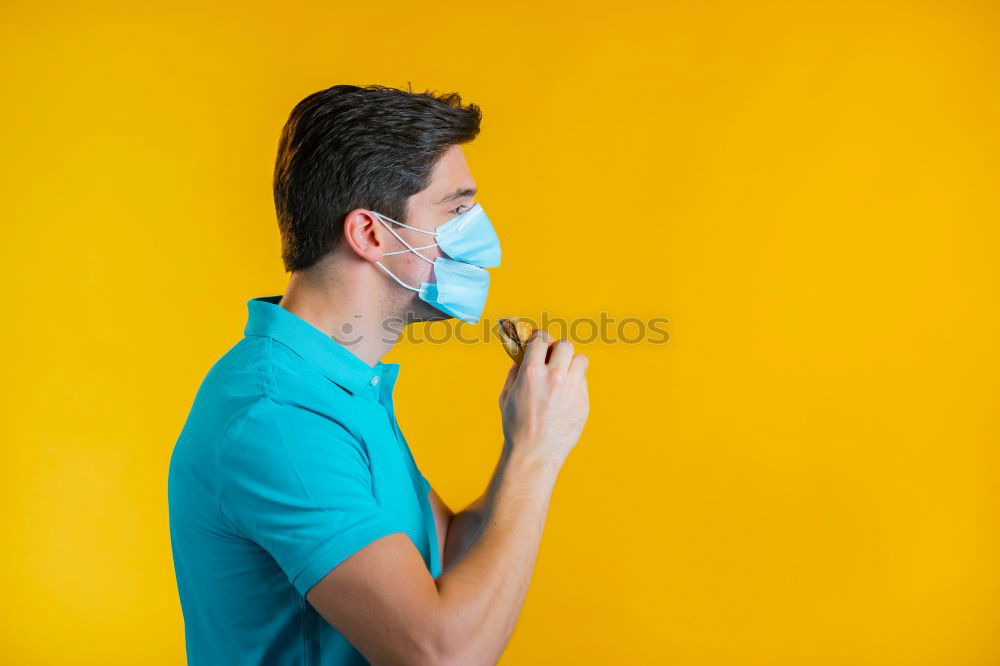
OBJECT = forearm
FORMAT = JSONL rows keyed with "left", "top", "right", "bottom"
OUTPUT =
{"left": 441, "top": 446, "right": 508, "bottom": 571}
{"left": 432, "top": 446, "right": 561, "bottom": 665}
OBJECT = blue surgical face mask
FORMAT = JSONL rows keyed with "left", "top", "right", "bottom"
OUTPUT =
{"left": 370, "top": 203, "right": 500, "bottom": 325}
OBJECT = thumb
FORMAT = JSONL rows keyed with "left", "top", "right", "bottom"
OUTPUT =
{"left": 499, "top": 361, "right": 519, "bottom": 405}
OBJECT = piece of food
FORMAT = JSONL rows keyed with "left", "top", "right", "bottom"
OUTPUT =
{"left": 496, "top": 317, "right": 536, "bottom": 364}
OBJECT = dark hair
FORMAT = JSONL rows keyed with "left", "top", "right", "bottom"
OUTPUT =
{"left": 272, "top": 83, "right": 483, "bottom": 273}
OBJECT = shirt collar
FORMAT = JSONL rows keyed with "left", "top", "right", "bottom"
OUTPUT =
{"left": 244, "top": 295, "right": 400, "bottom": 401}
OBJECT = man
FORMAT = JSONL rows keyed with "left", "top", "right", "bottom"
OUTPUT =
{"left": 167, "top": 83, "right": 590, "bottom": 665}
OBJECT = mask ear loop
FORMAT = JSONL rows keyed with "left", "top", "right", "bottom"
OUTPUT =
{"left": 383, "top": 243, "right": 437, "bottom": 255}
{"left": 371, "top": 211, "right": 435, "bottom": 291}
{"left": 372, "top": 213, "right": 437, "bottom": 265}
{"left": 373, "top": 212, "right": 439, "bottom": 235}
{"left": 373, "top": 261, "right": 421, "bottom": 292}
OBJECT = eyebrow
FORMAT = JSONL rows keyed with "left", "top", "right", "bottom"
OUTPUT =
{"left": 436, "top": 187, "right": 477, "bottom": 204}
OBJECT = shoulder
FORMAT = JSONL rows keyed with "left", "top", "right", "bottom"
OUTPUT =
{"left": 223, "top": 394, "right": 367, "bottom": 465}
{"left": 207, "top": 335, "right": 358, "bottom": 427}
{"left": 198, "top": 336, "right": 368, "bottom": 462}
{"left": 264, "top": 338, "right": 359, "bottom": 413}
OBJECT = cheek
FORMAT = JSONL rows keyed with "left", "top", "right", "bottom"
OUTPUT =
{"left": 419, "top": 256, "right": 438, "bottom": 283}
{"left": 402, "top": 252, "right": 437, "bottom": 284}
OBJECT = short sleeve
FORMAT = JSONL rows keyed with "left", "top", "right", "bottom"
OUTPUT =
{"left": 220, "top": 399, "right": 406, "bottom": 597}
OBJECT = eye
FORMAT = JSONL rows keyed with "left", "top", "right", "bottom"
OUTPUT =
{"left": 450, "top": 204, "right": 468, "bottom": 215}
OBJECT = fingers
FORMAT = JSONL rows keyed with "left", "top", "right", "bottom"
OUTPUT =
{"left": 548, "top": 339, "right": 574, "bottom": 372}
{"left": 522, "top": 329, "right": 553, "bottom": 367}
{"left": 568, "top": 353, "right": 589, "bottom": 379}
{"left": 499, "top": 361, "right": 518, "bottom": 402}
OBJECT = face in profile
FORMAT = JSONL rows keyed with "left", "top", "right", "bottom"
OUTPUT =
{"left": 381, "top": 144, "right": 479, "bottom": 325}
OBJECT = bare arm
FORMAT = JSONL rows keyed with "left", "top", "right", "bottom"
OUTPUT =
{"left": 434, "top": 444, "right": 509, "bottom": 572}
{"left": 306, "top": 331, "right": 588, "bottom": 665}
{"left": 432, "top": 444, "right": 561, "bottom": 664}
{"left": 427, "top": 486, "right": 454, "bottom": 568}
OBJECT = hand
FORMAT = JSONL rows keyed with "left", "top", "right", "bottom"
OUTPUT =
{"left": 498, "top": 330, "right": 590, "bottom": 468}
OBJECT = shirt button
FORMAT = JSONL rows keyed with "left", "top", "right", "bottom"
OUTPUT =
{"left": 370, "top": 376, "right": 380, "bottom": 386}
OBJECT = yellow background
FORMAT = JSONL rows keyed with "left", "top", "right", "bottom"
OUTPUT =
{"left": 2, "top": 1, "right": 998, "bottom": 663}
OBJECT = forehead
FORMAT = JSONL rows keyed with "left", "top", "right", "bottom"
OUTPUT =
{"left": 413, "top": 144, "right": 477, "bottom": 206}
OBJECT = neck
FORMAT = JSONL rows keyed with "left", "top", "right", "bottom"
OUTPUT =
{"left": 277, "top": 257, "right": 401, "bottom": 367}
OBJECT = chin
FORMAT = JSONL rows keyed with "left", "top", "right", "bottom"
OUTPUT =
{"left": 405, "top": 306, "right": 452, "bottom": 324}
{"left": 393, "top": 297, "right": 448, "bottom": 325}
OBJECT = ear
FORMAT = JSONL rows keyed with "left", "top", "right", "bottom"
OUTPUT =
{"left": 342, "top": 209, "right": 391, "bottom": 262}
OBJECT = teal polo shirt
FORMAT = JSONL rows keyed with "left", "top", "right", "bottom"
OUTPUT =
{"left": 168, "top": 295, "right": 441, "bottom": 665}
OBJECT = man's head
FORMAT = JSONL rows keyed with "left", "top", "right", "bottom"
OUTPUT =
{"left": 273, "top": 84, "right": 482, "bottom": 323}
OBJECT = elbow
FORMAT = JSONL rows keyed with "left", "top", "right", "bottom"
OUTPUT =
{"left": 408, "top": 646, "right": 471, "bottom": 666}
{"left": 376, "top": 634, "right": 453, "bottom": 666}
{"left": 412, "top": 624, "right": 458, "bottom": 666}
{"left": 411, "top": 613, "right": 493, "bottom": 666}
{"left": 366, "top": 609, "right": 457, "bottom": 666}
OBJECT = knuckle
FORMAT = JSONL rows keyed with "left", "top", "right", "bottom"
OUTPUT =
{"left": 523, "top": 364, "right": 543, "bottom": 380}
{"left": 531, "top": 330, "right": 552, "bottom": 343}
